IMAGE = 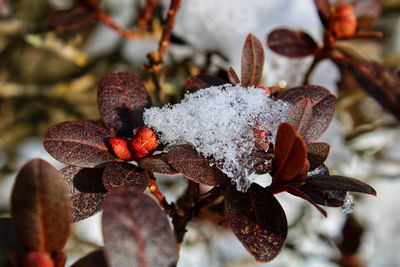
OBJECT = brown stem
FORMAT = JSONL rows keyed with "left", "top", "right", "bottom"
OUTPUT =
{"left": 147, "top": 172, "right": 175, "bottom": 215}
{"left": 137, "top": 0, "right": 159, "bottom": 32}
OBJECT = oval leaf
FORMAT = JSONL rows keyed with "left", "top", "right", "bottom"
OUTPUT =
{"left": 272, "top": 123, "right": 307, "bottom": 183}
{"left": 11, "top": 159, "right": 71, "bottom": 253}
{"left": 102, "top": 189, "right": 177, "bottom": 267}
{"left": 138, "top": 153, "right": 178, "bottom": 175}
{"left": 278, "top": 85, "right": 336, "bottom": 141}
{"left": 286, "top": 97, "right": 313, "bottom": 138}
{"left": 298, "top": 185, "right": 346, "bottom": 207}
{"left": 60, "top": 166, "right": 106, "bottom": 222}
{"left": 98, "top": 71, "right": 152, "bottom": 136}
{"left": 71, "top": 250, "right": 108, "bottom": 267}
{"left": 0, "top": 218, "right": 24, "bottom": 254}
{"left": 167, "top": 145, "right": 228, "bottom": 186}
{"left": 102, "top": 162, "right": 148, "bottom": 193}
{"left": 307, "top": 142, "right": 330, "bottom": 170}
{"left": 241, "top": 33, "right": 264, "bottom": 87}
{"left": 44, "top": 121, "right": 114, "bottom": 168}
{"left": 181, "top": 74, "right": 226, "bottom": 96}
{"left": 224, "top": 184, "right": 287, "bottom": 262}
{"left": 267, "top": 28, "right": 318, "bottom": 58}
{"left": 305, "top": 175, "right": 376, "bottom": 196}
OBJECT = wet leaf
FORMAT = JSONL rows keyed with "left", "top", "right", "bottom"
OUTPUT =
{"left": 224, "top": 184, "right": 287, "bottom": 262}
{"left": 241, "top": 33, "right": 264, "bottom": 87}
{"left": 102, "top": 162, "right": 148, "bottom": 193}
{"left": 342, "top": 56, "right": 400, "bottom": 119}
{"left": 71, "top": 250, "right": 108, "bottom": 267}
{"left": 138, "top": 154, "right": 177, "bottom": 174}
{"left": 60, "top": 166, "right": 106, "bottom": 222}
{"left": 307, "top": 142, "right": 330, "bottom": 170}
{"left": 278, "top": 85, "right": 336, "bottom": 141}
{"left": 11, "top": 159, "right": 71, "bottom": 253}
{"left": 305, "top": 175, "right": 376, "bottom": 196}
{"left": 98, "top": 72, "right": 152, "bottom": 136}
{"left": 314, "top": 0, "right": 331, "bottom": 27}
{"left": 44, "top": 121, "right": 114, "bottom": 168}
{"left": 102, "top": 189, "right": 177, "bottom": 267}
{"left": 267, "top": 29, "right": 318, "bottom": 58}
{"left": 181, "top": 74, "right": 226, "bottom": 96}
{"left": 168, "top": 145, "right": 228, "bottom": 186}
{"left": 299, "top": 185, "right": 346, "bottom": 207}
{"left": 0, "top": 218, "right": 23, "bottom": 254}
{"left": 272, "top": 123, "right": 307, "bottom": 183}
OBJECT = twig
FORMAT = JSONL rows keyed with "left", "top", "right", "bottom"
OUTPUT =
{"left": 147, "top": 172, "right": 175, "bottom": 215}
{"left": 137, "top": 0, "right": 159, "bottom": 32}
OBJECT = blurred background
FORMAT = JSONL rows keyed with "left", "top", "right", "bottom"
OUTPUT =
{"left": 0, "top": 0, "right": 400, "bottom": 266}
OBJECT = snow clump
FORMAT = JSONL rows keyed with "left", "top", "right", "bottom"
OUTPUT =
{"left": 143, "top": 84, "right": 291, "bottom": 192}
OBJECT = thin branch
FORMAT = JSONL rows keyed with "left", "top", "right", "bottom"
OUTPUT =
{"left": 147, "top": 172, "right": 175, "bottom": 215}
{"left": 137, "top": 0, "right": 159, "bottom": 32}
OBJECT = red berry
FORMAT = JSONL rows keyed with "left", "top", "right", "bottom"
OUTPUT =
{"left": 22, "top": 251, "right": 54, "bottom": 267}
{"left": 330, "top": 4, "right": 357, "bottom": 39}
{"left": 130, "top": 127, "right": 158, "bottom": 159}
{"left": 109, "top": 137, "right": 132, "bottom": 161}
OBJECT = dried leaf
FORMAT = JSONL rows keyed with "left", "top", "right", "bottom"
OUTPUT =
{"left": 241, "top": 33, "right": 264, "bottom": 87}
{"left": 0, "top": 218, "right": 23, "bottom": 254}
{"left": 314, "top": 0, "right": 331, "bottom": 27}
{"left": 102, "top": 189, "right": 177, "bottom": 267}
{"left": 138, "top": 154, "right": 177, "bottom": 174}
{"left": 60, "top": 166, "right": 106, "bottom": 222}
{"left": 278, "top": 85, "right": 336, "bottom": 141}
{"left": 305, "top": 175, "right": 376, "bottom": 196}
{"left": 307, "top": 142, "right": 330, "bottom": 170}
{"left": 224, "top": 184, "right": 287, "bottom": 262}
{"left": 267, "top": 29, "right": 318, "bottom": 58}
{"left": 44, "top": 121, "right": 114, "bottom": 168}
{"left": 167, "top": 145, "right": 228, "bottom": 186}
{"left": 102, "top": 162, "right": 148, "bottom": 193}
{"left": 272, "top": 123, "right": 307, "bottom": 183}
{"left": 181, "top": 74, "right": 226, "bottom": 96}
{"left": 98, "top": 72, "right": 152, "bottom": 136}
{"left": 71, "top": 250, "right": 108, "bottom": 267}
{"left": 11, "top": 159, "right": 71, "bottom": 253}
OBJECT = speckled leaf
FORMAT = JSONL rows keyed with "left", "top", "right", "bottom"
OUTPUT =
{"left": 138, "top": 154, "right": 177, "bottom": 174}
{"left": 305, "top": 175, "right": 376, "bottom": 196}
{"left": 286, "top": 97, "right": 313, "bottom": 138}
{"left": 241, "top": 33, "right": 264, "bottom": 87}
{"left": 267, "top": 29, "right": 318, "bottom": 58}
{"left": 167, "top": 145, "right": 228, "bottom": 186}
{"left": 71, "top": 250, "right": 108, "bottom": 267}
{"left": 278, "top": 85, "right": 336, "bottom": 142}
{"left": 44, "top": 121, "right": 114, "bottom": 168}
{"left": 102, "top": 189, "right": 177, "bottom": 267}
{"left": 224, "top": 184, "right": 287, "bottom": 262}
{"left": 272, "top": 123, "right": 307, "bottom": 183}
{"left": 307, "top": 142, "right": 330, "bottom": 170}
{"left": 181, "top": 74, "right": 226, "bottom": 96}
{"left": 343, "top": 56, "right": 400, "bottom": 119}
{"left": 314, "top": 0, "right": 331, "bottom": 27}
{"left": 98, "top": 72, "right": 152, "bottom": 136}
{"left": 102, "top": 162, "right": 148, "bottom": 193}
{"left": 0, "top": 218, "right": 23, "bottom": 254}
{"left": 60, "top": 166, "right": 106, "bottom": 222}
{"left": 11, "top": 159, "right": 71, "bottom": 253}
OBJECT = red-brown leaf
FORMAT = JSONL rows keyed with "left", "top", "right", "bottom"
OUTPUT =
{"left": 241, "top": 33, "right": 264, "bottom": 87}
{"left": 272, "top": 123, "right": 307, "bottom": 183}
{"left": 267, "top": 28, "right": 319, "bottom": 58}
{"left": 306, "top": 175, "right": 377, "bottom": 195}
{"left": 102, "top": 189, "right": 177, "bottom": 267}
{"left": 60, "top": 166, "right": 106, "bottom": 222}
{"left": 102, "top": 162, "right": 148, "bottom": 193}
{"left": 286, "top": 97, "right": 313, "bottom": 138}
{"left": 44, "top": 121, "right": 114, "bottom": 168}
{"left": 98, "top": 72, "right": 152, "bottom": 136}
{"left": 167, "top": 145, "right": 228, "bottom": 186}
{"left": 224, "top": 184, "right": 287, "bottom": 262}
{"left": 181, "top": 74, "right": 226, "bottom": 96}
{"left": 0, "top": 218, "right": 24, "bottom": 254}
{"left": 314, "top": 0, "right": 332, "bottom": 27}
{"left": 278, "top": 85, "right": 336, "bottom": 141}
{"left": 11, "top": 159, "right": 71, "bottom": 253}
{"left": 71, "top": 250, "right": 107, "bottom": 267}
{"left": 138, "top": 153, "right": 178, "bottom": 175}
{"left": 354, "top": 0, "right": 381, "bottom": 31}
{"left": 307, "top": 142, "right": 330, "bottom": 170}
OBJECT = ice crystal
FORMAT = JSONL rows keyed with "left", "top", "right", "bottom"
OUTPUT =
{"left": 143, "top": 84, "right": 291, "bottom": 191}
{"left": 342, "top": 192, "right": 355, "bottom": 214}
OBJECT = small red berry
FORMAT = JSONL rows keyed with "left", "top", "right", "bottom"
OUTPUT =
{"left": 330, "top": 4, "right": 357, "bottom": 39}
{"left": 109, "top": 137, "right": 132, "bottom": 161}
{"left": 22, "top": 251, "right": 54, "bottom": 267}
{"left": 130, "top": 127, "right": 158, "bottom": 159}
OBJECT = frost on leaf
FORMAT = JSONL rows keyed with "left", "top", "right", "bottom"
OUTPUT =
{"left": 143, "top": 84, "right": 291, "bottom": 191}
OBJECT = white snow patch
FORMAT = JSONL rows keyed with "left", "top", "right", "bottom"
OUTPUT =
{"left": 143, "top": 84, "right": 291, "bottom": 191}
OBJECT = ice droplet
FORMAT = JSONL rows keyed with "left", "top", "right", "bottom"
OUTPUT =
{"left": 342, "top": 192, "right": 355, "bottom": 214}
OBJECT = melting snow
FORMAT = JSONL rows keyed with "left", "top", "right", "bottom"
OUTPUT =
{"left": 143, "top": 84, "right": 291, "bottom": 191}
